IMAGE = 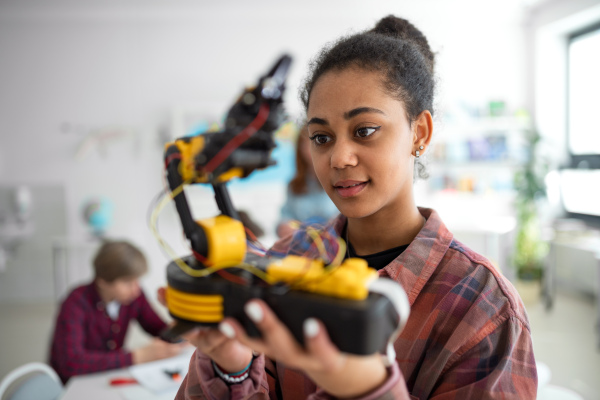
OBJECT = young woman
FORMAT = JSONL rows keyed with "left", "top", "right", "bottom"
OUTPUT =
{"left": 175, "top": 15, "right": 537, "bottom": 399}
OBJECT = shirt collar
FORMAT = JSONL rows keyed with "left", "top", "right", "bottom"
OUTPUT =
{"left": 329, "top": 207, "right": 453, "bottom": 306}
{"left": 87, "top": 281, "right": 110, "bottom": 311}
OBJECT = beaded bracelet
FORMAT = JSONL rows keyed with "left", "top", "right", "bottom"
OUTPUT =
{"left": 212, "top": 359, "right": 253, "bottom": 384}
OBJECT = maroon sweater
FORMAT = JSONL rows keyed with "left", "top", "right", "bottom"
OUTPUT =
{"left": 49, "top": 282, "right": 167, "bottom": 383}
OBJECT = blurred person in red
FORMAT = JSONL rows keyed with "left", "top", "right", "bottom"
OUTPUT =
{"left": 49, "top": 240, "right": 186, "bottom": 383}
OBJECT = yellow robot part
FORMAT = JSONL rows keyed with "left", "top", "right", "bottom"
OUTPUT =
{"left": 198, "top": 215, "right": 246, "bottom": 267}
{"left": 166, "top": 286, "right": 224, "bottom": 323}
{"left": 216, "top": 167, "right": 244, "bottom": 183}
{"left": 266, "top": 255, "right": 378, "bottom": 300}
{"left": 168, "top": 136, "right": 206, "bottom": 182}
{"left": 168, "top": 137, "right": 244, "bottom": 184}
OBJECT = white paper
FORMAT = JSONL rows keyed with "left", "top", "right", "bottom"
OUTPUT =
{"left": 119, "top": 386, "right": 179, "bottom": 400}
{"left": 128, "top": 348, "right": 194, "bottom": 394}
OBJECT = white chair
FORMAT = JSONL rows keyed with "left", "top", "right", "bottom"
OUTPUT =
{"left": 536, "top": 361, "right": 584, "bottom": 400}
{"left": 0, "top": 362, "right": 63, "bottom": 400}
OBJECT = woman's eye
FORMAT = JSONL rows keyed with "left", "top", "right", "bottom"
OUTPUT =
{"left": 355, "top": 126, "right": 380, "bottom": 138}
{"left": 308, "top": 134, "right": 331, "bottom": 145}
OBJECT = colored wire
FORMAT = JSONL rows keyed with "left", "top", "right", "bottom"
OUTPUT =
{"left": 216, "top": 269, "right": 248, "bottom": 285}
{"left": 306, "top": 227, "right": 329, "bottom": 262}
{"left": 149, "top": 178, "right": 197, "bottom": 273}
{"left": 164, "top": 152, "right": 182, "bottom": 169}
{"left": 244, "top": 226, "right": 261, "bottom": 246}
{"left": 149, "top": 177, "right": 275, "bottom": 284}
{"left": 247, "top": 243, "right": 267, "bottom": 257}
{"left": 153, "top": 102, "right": 347, "bottom": 287}
{"left": 327, "top": 236, "right": 346, "bottom": 268}
{"left": 191, "top": 247, "right": 248, "bottom": 285}
{"left": 244, "top": 226, "right": 267, "bottom": 255}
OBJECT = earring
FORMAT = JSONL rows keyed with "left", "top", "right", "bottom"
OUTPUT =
{"left": 415, "top": 150, "right": 420, "bottom": 158}
{"left": 419, "top": 145, "right": 424, "bottom": 150}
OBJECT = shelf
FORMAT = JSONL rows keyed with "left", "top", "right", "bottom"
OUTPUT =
{"left": 437, "top": 116, "right": 532, "bottom": 139}
{"left": 429, "top": 160, "right": 522, "bottom": 168}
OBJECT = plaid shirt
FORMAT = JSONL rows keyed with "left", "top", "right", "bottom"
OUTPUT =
{"left": 49, "top": 282, "right": 167, "bottom": 383}
{"left": 175, "top": 208, "right": 537, "bottom": 399}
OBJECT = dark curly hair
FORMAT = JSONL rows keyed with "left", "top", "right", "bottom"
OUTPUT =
{"left": 299, "top": 15, "right": 435, "bottom": 179}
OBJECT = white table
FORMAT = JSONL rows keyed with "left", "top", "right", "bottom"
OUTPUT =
{"left": 60, "top": 368, "right": 179, "bottom": 400}
{"left": 542, "top": 234, "right": 600, "bottom": 348}
{"left": 543, "top": 235, "right": 600, "bottom": 309}
{"left": 59, "top": 350, "right": 194, "bottom": 400}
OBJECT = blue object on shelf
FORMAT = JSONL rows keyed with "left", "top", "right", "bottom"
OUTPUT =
{"left": 81, "top": 197, "right": 114, "bottom": 237}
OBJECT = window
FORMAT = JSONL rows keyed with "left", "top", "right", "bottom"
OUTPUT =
{"left": 561, "top": 24, "right": 600, "bottom": 225}
{"left": 567, "top": 23, "right": 600, "bottom": 168}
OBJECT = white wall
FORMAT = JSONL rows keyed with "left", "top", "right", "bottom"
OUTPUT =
{"left": 0, "top": 0, "right": 536, "bottom": 302}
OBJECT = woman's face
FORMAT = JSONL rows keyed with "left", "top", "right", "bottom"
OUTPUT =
{"left": 306, "top": 67, "right": 416, "bottom": 220}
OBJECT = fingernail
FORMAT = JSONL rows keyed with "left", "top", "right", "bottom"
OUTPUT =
{"left": 304, "top": 318, "right": 319, "bottom": 338}
{"left": 219, "top": 321, "right": 235, "bottom": 338}
{"left": 245, "top": 302, "right": 263, "bottom": 323}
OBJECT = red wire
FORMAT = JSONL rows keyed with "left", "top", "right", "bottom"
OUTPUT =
{"left": 244, "top": 226, "right": 258, "bottom": 243}
{"left": 191, "top": 248, "right": 210, "bottom": 265}
{"left": 216, "top": 269, "right": 247, "bottom": 285}
{"left": 164, "top": 152, "right": 182, "bottom": 169}
{"left": 203, "top": 103, "right": 270, "bottom": 174}
{"left": 191, "top": 248, "right": 247, "bottom": 285}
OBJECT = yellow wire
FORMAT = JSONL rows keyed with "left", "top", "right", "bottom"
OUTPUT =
{"left": 150, "top": 167, "right": 347, "bottom": 287}
{"left": 236, "top": 263, "right": 276, "bottom": 284}
{"left": 150, "top": 179, "right": 197, "bottom": 274}
{"left": 149, "top": 178, "right": 276, "bottom": 283}
{"left": 329, "top": 236, "right": 346, "bottom": 267}
{"left": 305, "top": 226, "right": 346, "bottom": 267}
{"left": 306, "top": 227, "right": 328, "bottom": 260}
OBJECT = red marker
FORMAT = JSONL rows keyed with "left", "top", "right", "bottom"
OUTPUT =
{"left": 109, "top": 377, "right": 138, "bottom": 386}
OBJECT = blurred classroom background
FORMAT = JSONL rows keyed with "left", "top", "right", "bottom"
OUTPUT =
{"left": 1, "top": 0, "right": 599, "bottom": 398}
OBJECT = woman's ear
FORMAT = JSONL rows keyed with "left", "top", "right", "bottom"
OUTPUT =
{"left": 412, "top": 110, "right": 433, "bottom": 153}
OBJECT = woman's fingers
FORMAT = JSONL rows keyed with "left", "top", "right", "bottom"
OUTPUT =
{"left": 302, "top": 318, "right": 345, "bottom": 372}
{"left": 181, "top": 327, "right": 227, "bottom": 353}
{"left": 224, "top": 299, "right": 343, "bottom": 373}
{"left": 228, "top": 300, "right": 303, "bottom": 363}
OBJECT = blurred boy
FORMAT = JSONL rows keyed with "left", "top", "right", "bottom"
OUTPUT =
{"left": 50, "top": 240, "right": 184, "bottom": 383}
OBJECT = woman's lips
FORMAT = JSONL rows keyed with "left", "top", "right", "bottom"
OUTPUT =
{"left": 333, "top": 180, "right": 368, "bottom": 198}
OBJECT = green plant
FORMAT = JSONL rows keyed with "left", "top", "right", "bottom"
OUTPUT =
{"left": 513, "top": 129, "right": 549, "bottom": 281}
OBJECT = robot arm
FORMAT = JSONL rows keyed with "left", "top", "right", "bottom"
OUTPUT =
{"left": 157, "top": 55, "right": 409, "bottom": 356}
{"left": 162, "top": 54, "right": 292, "bottom": 260}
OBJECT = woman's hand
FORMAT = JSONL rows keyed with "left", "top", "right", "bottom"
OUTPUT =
{"left": 181, "top": 327, "right": 254, "bottom": 374}
{"left": 222, "top": 299, "right": 389, "bottom": 398}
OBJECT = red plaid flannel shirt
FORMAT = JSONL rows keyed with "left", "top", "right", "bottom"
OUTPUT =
{"left": 49, "top": 282, "right": 167, "bottom": 383}
{"left": 175, "top": 208, "right": 537, "bottom": 399}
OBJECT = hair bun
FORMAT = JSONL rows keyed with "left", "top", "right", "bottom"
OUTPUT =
{"left": 370, "top": 15, "right": 434, "bottom": 70}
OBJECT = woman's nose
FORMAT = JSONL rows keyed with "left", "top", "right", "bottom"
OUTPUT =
{"left": 330, "top": 140, "right": 358, "bottom": 169}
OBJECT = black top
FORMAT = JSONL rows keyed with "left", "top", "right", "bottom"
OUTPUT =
{"left": 347, "top": 240, "right": 408, "bottom": 270}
